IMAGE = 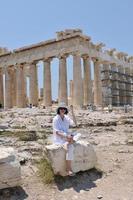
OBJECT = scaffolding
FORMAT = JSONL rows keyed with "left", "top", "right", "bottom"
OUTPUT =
{"left": 101, "top": 69, "right": 133, "bottom": 106}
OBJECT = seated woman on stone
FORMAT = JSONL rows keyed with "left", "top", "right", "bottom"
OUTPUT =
{"left": 52, "top": 103, "right": 80, "bottom": 176}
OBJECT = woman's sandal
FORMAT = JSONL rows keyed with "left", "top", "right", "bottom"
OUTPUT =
{"left": 67, "top": 171, "right": 75, "bottom": 176}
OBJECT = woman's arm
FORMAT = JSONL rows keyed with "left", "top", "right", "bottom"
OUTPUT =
{"left": 53, "top": 118, "right": 67, "bottom": 139}
{"left": 56, "top": 131, "right": 67, "bottom": 138}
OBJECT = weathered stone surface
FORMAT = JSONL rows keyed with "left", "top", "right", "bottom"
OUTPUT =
{"left": 45, "top": 141, "right": 97, "bottom": 176}
{"left": 0, "top": 147, "right": 15, "bottom": 163}
{"left": 0, "top": 147, "right": 21, "bottom": 189}
{"left": 0, "top": 124, "right": 9, "bottom": 129}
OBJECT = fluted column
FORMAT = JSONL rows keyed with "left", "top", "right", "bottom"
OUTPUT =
{"left": 58, "top": 55, "right": 68, "bottom": 105}
{"left": 16, "top": 64, "right": 26, "bottom": 108}
{"left": 83, "top": 56, "right": 92, "bottom": 105}
{"left": 101, "top": 64, "right": 112, "bottom": 106}
{"left": 69, "top": 80, "right": 73, "bottom": 105}
{"left": 29, "top": 62, "right": 38, "bottom": 106}
{"left": 0, "top": 69, "right": 4, "bottom": 107}
{"left": 73, "top": 53, "right": 83, "bottom": 107}
{"left": 23, "top": 66, "right": 28, "bottom": 106}
{"left": 11, "top": 68, "right": 17, "bottom": 107}
{"left": 93, "top": 60, "right": 102, "bottom": 106}
{"left": 4, "top": 67, "right": 12, "bottom": 109}
{"left": 43, "top": 58, "right": 52, "bottom": 107}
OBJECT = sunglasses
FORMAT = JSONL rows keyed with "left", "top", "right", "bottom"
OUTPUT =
{"left": 60, "top": 107, "right": 66, "bottom": 110}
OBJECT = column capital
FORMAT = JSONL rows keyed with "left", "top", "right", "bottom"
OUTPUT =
{"left": 28, "top": 60, "right": 38, "bottom": 65}
{"left": 82, "top": 54, "right": 90, "bottom": 60}
{"left": 0, "top": 67, "right": 4, "bottom": 74}
{"left": 15, "top": 63, "right": 25, "bottom": 68}
{"left": 71, "top": 51, "right": 81, "bottom": 57}
{"left": 92, "top": 57, "right": 101, "bottom": 64}
{"left": 2, "top": 66, "right": 7, "bottom": 74}
{"left": 107, "top": 48, "right": 116, "bottom": 56}
{"left": 94, "top": 42, "right": 105, "bottom": 51}
{"left": 43, "top": 57, "right": 52, "bottom": 63}
{"left": 57, "top": 53, "right": 68, "bottom": 59}
{"left": 21, "top": 62, "right": 37, "bottom": 71}
{"left": 4, "top": 66, "right": 13, "bottom": 74}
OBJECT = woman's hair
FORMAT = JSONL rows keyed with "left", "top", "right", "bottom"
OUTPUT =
{"left": 57, "top": 107, "right": 68, "bottom": 115}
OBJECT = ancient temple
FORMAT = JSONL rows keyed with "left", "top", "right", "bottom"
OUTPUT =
{"left": 0, "top": 29, "right": 132, "bottom": 108}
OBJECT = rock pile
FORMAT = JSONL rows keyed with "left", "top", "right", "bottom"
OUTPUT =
{"left": 0, "top": 147, "right": 21, "bottom": 189}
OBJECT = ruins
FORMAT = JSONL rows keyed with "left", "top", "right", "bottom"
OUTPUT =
{"left": 0, "top": 29, "right": 132, "bottom": 109}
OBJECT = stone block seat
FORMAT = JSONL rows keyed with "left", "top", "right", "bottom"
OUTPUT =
{"left": 0, "top": 147, "right": 21, "bottom": 189}
{"left": 45, "top": 141, "right": 97, "bottom": 176}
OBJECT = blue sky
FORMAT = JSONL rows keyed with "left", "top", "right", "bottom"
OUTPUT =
{"left": 0, "top": 0, "right": 133, "bottom": 99}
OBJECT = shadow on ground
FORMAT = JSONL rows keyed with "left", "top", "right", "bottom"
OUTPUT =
{"left": 0, "top": 186, "right": 28, "bottom": 200}
{"left": 55, "top": 168, "right": 102, "bottom": 193}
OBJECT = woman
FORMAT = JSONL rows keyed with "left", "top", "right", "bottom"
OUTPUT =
{"left": 53, "top": 103, "right": 77, "bottom": 176}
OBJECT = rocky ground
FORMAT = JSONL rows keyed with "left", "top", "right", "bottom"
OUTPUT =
{"left": 0, "top": 107, "right": 133, "bottom": 200}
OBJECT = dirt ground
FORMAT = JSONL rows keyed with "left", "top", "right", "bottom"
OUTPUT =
{"left": 0, "top": 109, "right": 133, "bottom": 200}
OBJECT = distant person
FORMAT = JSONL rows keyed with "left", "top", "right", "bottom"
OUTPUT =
{"left": 29, "top": 103, "right": 32, "bottom": 108}
{"left": 52, "top": 102, "right": 80, "bottom": 176}
{"left": 124, "top": 105, "right": 128, "bottom": 113}
{"left": 108, "top": 104, "right": 113, "bottom": 113}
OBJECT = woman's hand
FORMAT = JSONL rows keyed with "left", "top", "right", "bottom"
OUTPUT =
{"left": 66, "top": 135, "right": 74, "bottom": 143}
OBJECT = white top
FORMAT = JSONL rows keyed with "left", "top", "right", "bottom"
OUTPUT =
{"left": 53, "top": 115, "right": 74, "bottom": 144}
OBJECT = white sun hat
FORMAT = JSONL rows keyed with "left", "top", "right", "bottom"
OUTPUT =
{"left": 58, "top": 102, "right": 68, "bottom": 109}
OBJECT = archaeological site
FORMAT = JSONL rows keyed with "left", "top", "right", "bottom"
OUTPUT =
{"left": 0, "top": 29, "right": 133, "bottom": 200}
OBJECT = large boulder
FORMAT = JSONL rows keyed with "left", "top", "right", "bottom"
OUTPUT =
{"left": 0, "top": 147, "right": 21, "bottom": 189}
{"left": 45, "top": 141, "right": 97, "bottom": 176}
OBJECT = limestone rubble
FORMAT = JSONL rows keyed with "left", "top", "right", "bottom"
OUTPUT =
{"left": 0, "top": 107, "right": 133, "bottom": 199}
{"left": 0, "top": 147, "right": 21, "bottom": 190}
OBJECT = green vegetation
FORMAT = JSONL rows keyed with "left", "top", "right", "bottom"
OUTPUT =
{"left": 37, "top": 158, "right": 54, "bottom": 184}
{"left": 0, "top": 130, "right": 37, "bottom": 141}
{"left": 19, "top": 131, "right": 37, "bottom": 141}
{"left": 0, "top": 130, "right": 24, "bottom": 137}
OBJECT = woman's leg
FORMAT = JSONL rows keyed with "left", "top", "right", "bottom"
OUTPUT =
{"left": 66, "top": 144, "right": 74, "bottom": 175}
{"left": 66, "top": 160, "right": 72, "bottom": 172}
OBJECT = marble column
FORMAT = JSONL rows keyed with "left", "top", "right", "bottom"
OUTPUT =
{"left": 83, "top": 56, "right": 92, "bottom": 105}
{"left": 93, "top": 60, "right": 102, "bottom": 106}
{"left": 58, "top": 55, "right": 68, "bottom": 105}
{"left": 101, "top": 64, "right": 112, "bottom": 106}
{"left": 4, "top": 67, "right": 12, "bottom": 109}
{"left": 11, "top": 69, "right": 17, "bottom": 107}
{"left": 69, "top": 80, "right": 73, "bottom": 105}
{"left": 0, "top": 69, "right": 4, "bottom": 107}
{"left": 43, "top": 58, "right": 52, "bottom": 107}
{"left": 29, "top": 63, "right": 38, "bottom": 106}
{"left": 23, "top": 66, "right": 28, "bottom": 106}
{"left": 16, "top": 64, "right": 26, "bottom": 108}
{"left": 73, "top": 53, "right": 83, "bottom": 107}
